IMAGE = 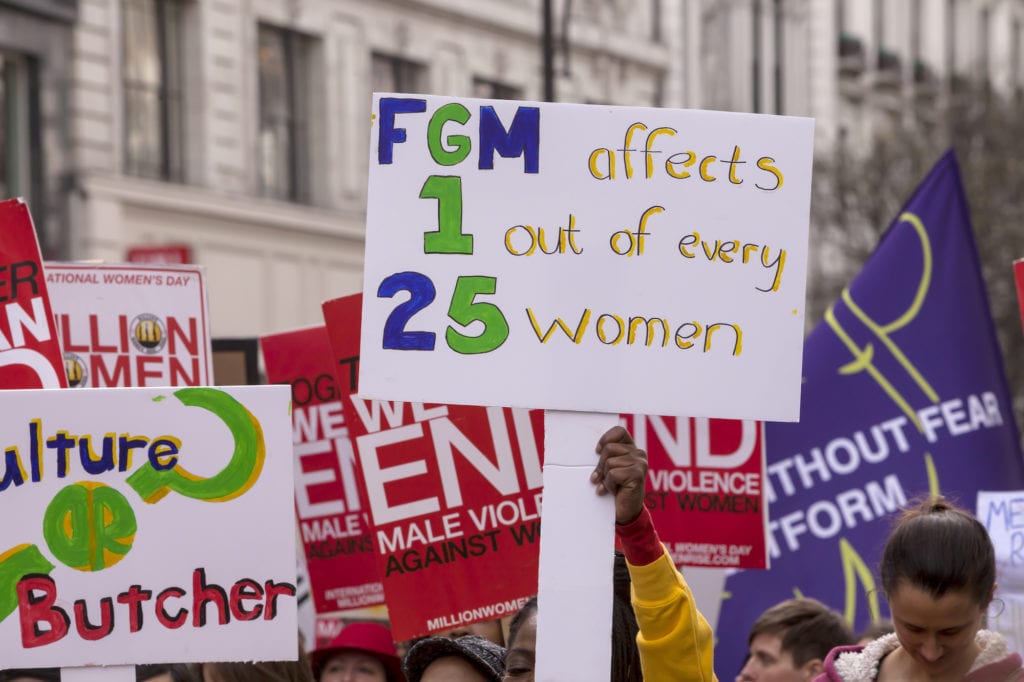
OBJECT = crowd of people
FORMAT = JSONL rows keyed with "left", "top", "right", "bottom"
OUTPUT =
{"left": 4, "top": 427, "right": 1020, "bottom": 681}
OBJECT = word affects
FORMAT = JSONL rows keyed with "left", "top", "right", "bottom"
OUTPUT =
{"left": 588, "top": 123, "right": 784, "bottom": 191}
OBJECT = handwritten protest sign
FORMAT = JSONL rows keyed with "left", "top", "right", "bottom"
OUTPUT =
{"left": 358, "top": 95, "right": 813, "bottom": 421}
{"left": 625, "top": 415, "right": 768, "bottom": 569}
{"left": 46, "top": 263, "right": 212, "bottom": 388}
{"left": 359, "top": 94, "right": 813, "bottom": 679}
{"left": 261, "top": 326, "right": 384, "bottom": 614}
{"left": 323, "top": 293, "right": 544, "bottom": 641}
{"left": 0, "top": 199, "right": 67, "bottom": 389}
{"left": 0, "top": 385, "right": 297, "bottom": 667}
{"left": 978, "top": 491, "right": 1024, "bottom": 655}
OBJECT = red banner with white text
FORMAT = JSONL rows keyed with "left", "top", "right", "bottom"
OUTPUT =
{"left": 0, "top": 199, "right": 67, "bottom": 389}
{"left": 46, "top": 262, "right": 212, "bottom": 388}
{"left": 622, "top": 414, "right": 768, "bottom": 569}
{"left": 323, "top": 293, "right": 544, "bottom": 641}
{"left": 261, "top": 326, "right": 384, "bottom": 614}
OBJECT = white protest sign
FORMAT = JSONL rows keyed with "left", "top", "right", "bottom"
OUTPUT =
{"left": 360, "top": 94, "right": 814, "bottom": 680}
{"left": 978, "top": 491, "right": 1024, "bottom": 654}
{"left": 0, "top": 385, "right": 297, "bottom": 667}
{"left": 360, "top": 95, "right": 814, "bottom": 421}
{"left": 46, "top": 263, "right": 213, "bottom": 388}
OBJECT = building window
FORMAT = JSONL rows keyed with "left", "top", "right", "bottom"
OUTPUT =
{"left": 911, "top": 0, "right": 922, "bottom": 64}
{"left": 946, "top": 0, "right": 957, "bottom": 78}
{"left": 122, "top": 0, "right": 184, "bottom": 181}
{"left": 752, "top": 0, "right": 762, "bottom": 112}
{"left": 1013, "top": 18, "right": 1021, "bottom": 94}
{"left": 472, "top": 78, "right": 523, "bottom": 101}
{"left": 257, "top": 24, "right": 310, "bottom": 203}
{"left": 0, "top": 52, "right": 32, "bottom": 202}
{"left": 978, "top": 7, "right": 991, "bottom": 84}
{"left": 372, "top": 53, "right": 427, "bottom": 93}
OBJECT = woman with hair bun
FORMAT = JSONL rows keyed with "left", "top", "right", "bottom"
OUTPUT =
{"left": 816, "top": 497, "right": 1023, "bottom": 681}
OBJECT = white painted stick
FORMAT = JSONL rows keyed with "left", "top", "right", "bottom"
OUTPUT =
{"left": 61, "top": 665, "right": 136, "bottom": 682}
{"left": 534, "top": 411, "right": 617, "bottom": 682}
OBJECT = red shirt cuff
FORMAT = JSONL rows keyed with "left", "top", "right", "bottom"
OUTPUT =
{"left": 615, "top": 506, "right": 663, "bottom": 567}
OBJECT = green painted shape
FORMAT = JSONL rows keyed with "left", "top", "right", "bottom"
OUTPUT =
{"left": 127, "top": 387, "right": 264, "bottom": 503}
{"left": 427, "top": 102, "right": 472, "bottom": 166}
{"left": 0, "top": 544, "right": 55, "bottom": 623}
{"left": 43, "top": 483, "right": 136, "bottom": 571}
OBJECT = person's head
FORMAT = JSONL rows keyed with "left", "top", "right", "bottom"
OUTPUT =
{"left": 433, "top": 619, "right": 505, "bottom": 646}
{"left": 880, "top": 496, "right": 995, "bottom": 677}
{"left": 737, "top": 598, "right": 854, "bottom": 682}
{"left": 503, "top": 597, "right": 538, "bottom": 681}
{"left": 195, "top": 660, "right": 313, "bottom": 682}
{"left": 137, "top": 664, "right": 198, "bottom": 682}
{"left": 502, "top": 577, "right": 641, "bottom": 682}
{"left": 611, "top": 552, "right": 642, "bottom": 682}
{"left": 311, "top": 621, "right": 406, "bottom": 682}
{"left": 855, "top": 619, "right": 895, "bottom": 646}
{"left": 403, "top": 635, "right": 505, "bottom": 682}
{"left": 0, "top": 670, "right": 60, "bottom": 682}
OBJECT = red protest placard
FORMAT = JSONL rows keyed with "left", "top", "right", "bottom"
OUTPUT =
{"left": 126, "top": 244, "right": 192, "bottom": 264}
{"left": 323, "top": 293, "right": 544, "bottom": 641}
{"left": 46, "top": 263, "right": 213, "bottom": 388}
{"left": 261, "top": 326, "right": 384, "bottom": 614}
{"left": 622, "top": 415, "right": 768, "bottom": 569}
{"left": 0, "top": 199, "right": 67, "bottom": 388}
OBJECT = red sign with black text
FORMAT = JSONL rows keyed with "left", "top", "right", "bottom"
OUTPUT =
{"left": 0, "top": 199, "right": 67, "bottom": 388}
{"left": 261, "top": 326, "right": 384, "bottom": 614}
{"left": 323, "top": 294, "right": 544, "bottom": 641}
{"left": 622, "top": 415, "right": 768, "bottom": 569}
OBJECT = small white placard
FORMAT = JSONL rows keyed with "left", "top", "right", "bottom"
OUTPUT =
{"left": 0, "top": 385, "right": 297, "bottom": 667}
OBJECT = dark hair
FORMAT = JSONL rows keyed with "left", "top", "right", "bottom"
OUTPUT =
{"left": 137, "top": 664, "right": 199, "bottom": 682}
{"left": 505, "top": 553, "right": 641, "bottom": 682}
{"left": 0, "top": 671, "right": 60, "bottom": 682}
{"left": 748, "top": 598, "right": 854, "bottom": 666}
{"left": 193, "top": 642, "right": 314, "bottom": 682}
{"left": 880, "top": 496, "right": 995, "bottom": 606}
{"left": 192, "top": 661, "right": 313, "bottom": 682}
{"left": 403, "top": 635, "right": 504, "bottom": 682}
{"left": 507, "top": 595, "right": 537, "bottom": 648}
{"left": 856, "top": 619, "right": 895, "bottom": 643}
{"left": 612, "top": 552, "right": 642, "bottom": 682}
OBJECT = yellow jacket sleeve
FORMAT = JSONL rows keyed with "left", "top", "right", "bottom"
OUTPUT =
{"left": 627, "top": 546, "right": 719, "bottom": 682}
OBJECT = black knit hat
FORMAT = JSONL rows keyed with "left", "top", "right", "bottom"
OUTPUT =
{"left": 402, "top": 635, "right": 505, "bottom": 682}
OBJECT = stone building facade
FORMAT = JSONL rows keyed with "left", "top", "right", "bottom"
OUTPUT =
{"left": 20, "top": 0, "right": 1021, "bottom": 336}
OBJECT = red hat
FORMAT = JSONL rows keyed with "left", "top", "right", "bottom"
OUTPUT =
{"left": 311, "top": 622, "right": 406, "bottom": 682}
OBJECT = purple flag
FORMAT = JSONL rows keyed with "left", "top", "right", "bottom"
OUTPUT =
{"left": 715, "top": 151, "right": 1024, "bottom": 674}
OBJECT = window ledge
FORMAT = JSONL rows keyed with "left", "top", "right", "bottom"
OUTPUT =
{"left": 80, "top": 174, "right": 366, "bottom": 242}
